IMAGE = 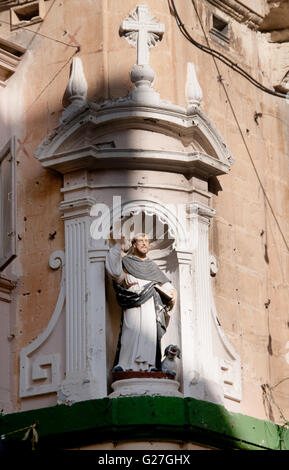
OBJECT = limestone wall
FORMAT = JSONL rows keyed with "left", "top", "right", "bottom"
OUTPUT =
{"left": 0, "top": 0, "right": 288, "bottom": 425}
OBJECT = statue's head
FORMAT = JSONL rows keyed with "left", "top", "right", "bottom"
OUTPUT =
{"left": 131, "top": 233, "right": 150, "bottom": 258}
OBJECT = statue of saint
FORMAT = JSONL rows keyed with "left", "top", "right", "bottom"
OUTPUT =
{"left": 106, "top": 233, "right": 176, "bottom": 372}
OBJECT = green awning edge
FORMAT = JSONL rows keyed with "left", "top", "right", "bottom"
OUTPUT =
{"left": 0, "top": 396, "right": 288, "bottom": 450}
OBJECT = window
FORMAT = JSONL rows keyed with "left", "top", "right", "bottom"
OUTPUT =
{"left": 10, "top": 0, "right": 46, "bottom": 30}
{"left": 210, "top": 14, "right": 230, "bottom": 44}
{"left": 0, "top": 1, "right": 18, "bottom": 13}
{"left": 0, "top": 37, "right": 25, "bottom": 87}
{"left": 0, "top": 139, "right": 16, "bottom": 271}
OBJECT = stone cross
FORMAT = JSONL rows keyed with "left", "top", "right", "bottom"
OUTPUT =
{"left": 120, "top": 4, "right": 165, "bottom": 66}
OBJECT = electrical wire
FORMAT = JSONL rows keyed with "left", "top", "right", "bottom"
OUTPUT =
{"left": 0, "top": 18, "right": 79, "bottom": 49}
{"left": 272, "top": 377, "right": 289, "bottom": 390}
{"left": 168, "top": 0, "right": 288, "bottom": 100}
{"left": 0, "top": 3, "right": 79, "bottom": 112}
{"left": 181, "top": 0, "right": 289, "bottom": 421}
{"left": 25, "top": 49, "right": 77, "bottom": 114}
{"left": 170, "top": 0, "right": 289, "bottom": 253}
{"left": 262, "top": 384, "right": 288, "bottom": 425}
{"left": 23, "top": 0, "right": 57, "bottom": 50}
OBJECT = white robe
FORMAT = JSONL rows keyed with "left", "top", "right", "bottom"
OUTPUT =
{"left": 106, "top": 243, "right": 173, "bottom": 371}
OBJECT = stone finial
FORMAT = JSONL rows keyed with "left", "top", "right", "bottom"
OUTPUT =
{"left": 185, "top": 62, "right": 203, "bottom": 109}
{"left": 63, "top": 57, "right": 88, "bottom": 108}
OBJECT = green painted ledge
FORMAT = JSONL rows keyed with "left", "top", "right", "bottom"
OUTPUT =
{"left": 0, "top": 396, "right": 288, "bottom": 450}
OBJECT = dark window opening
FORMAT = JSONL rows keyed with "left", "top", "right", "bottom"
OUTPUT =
{"left": 210, "top": 15, "right": 229, "bottom": 44}
{"left": 13, "top": 3, "right": 40, "bottom": 21}
{"left": 10, "top": 1, "right": 44, "bottom": 29}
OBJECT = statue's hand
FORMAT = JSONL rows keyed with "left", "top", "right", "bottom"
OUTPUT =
{"left": 109, "top": 231, "right": 126, "bottom": 244}
{"left": 109, "top": 216, "right": 131, "bottom": 246}
{"left": 115, "top": 235, "right": 126, "bottom": 245}
{"left": 109, "top": 232, "right": 131, "bottom": 252}
{"left": 167, "top": 289, "right": 176, "bottom": 311}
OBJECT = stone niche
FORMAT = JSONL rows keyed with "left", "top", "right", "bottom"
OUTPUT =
{"left": 19, "top": 5, "right": 241, "bottom": 412}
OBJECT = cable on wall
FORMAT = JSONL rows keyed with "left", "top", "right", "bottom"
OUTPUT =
{"left": 175, "top": 0, "right": 289, "bottom": 419}
{"left": 170, "top": 0, "right": 289, "bottom": 253}
{"left": 0, "top": 18, "right": 80, "bottom": 49}
{"left": 168, "top": 0, "right": 288, "bottom": 100}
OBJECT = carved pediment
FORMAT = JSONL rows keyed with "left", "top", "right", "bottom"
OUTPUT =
{"left": 35, "top": 52, "right": 234, "bottom": 179}
{"left": 35, "top": 98, "right": 233, "bottom": 178}
{"left": 206, "top": 0, "right": 264, "bottom": 30}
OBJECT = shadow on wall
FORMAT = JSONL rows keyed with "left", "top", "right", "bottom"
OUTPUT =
{"left": 0, "top": 40, "right": 260, "bottom": 449}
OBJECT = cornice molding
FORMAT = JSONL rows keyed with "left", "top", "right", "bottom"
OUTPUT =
{"left": 0, "top": 275, "right": 15, "bottom": 292}
{"left": 0, "top": 275, "right": 16, "bottom": 302}
{"left": 206, "top": 0, "right": 264, "bottom": 29}
{"left": 0, "top": 1, "right": 17, "bottom": 12}
{"left": 35, "top": 102, "right": 234, "bottom": 179}
{"left": 59, "top": 196, "right": 96, "bottom": 219}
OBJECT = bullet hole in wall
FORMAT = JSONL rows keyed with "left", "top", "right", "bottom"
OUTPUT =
{"left": 49, "top": 231, "right": 56, "bottom": 240}
{"left": 254, "top": 111, "right": 262, "bottom": 125}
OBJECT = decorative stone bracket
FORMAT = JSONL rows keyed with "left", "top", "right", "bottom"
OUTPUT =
{"left": 19, "top": 251, "right": 65, "bottom": 398}
{"left": 0, "top": 275, "right": 16, "bottom": 303}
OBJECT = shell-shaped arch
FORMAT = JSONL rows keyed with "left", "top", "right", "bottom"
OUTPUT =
{"left": 90, "top": 198, "right": 191, "bottom": 251}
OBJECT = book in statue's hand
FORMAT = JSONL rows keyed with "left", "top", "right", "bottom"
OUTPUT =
{"left": 155, "top": 282, "right": 174, "bottom": 300}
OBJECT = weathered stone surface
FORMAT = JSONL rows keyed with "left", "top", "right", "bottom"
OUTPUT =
{"left": 0, "top": 0, "right": 288, "bottom": 429}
